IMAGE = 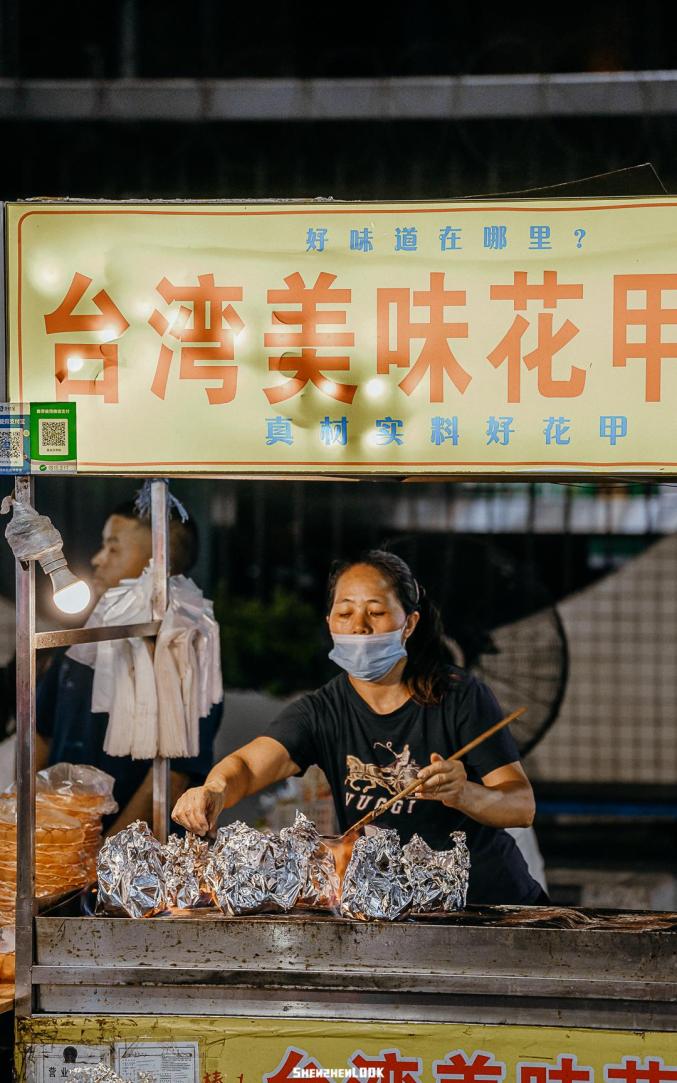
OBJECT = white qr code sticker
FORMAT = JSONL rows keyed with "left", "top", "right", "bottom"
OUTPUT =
{"left": 38, "top": 417, "right": 69, "bottom": 456}
{"left": 0, "top": 428, "right": 25, "bottom": 467}
{"left": 0, "top": 404, "right": 29, "bottom": 474}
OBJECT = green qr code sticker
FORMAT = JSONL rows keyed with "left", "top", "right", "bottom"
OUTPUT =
{"left": 38, "top": 416, "right": 69, "bottom": 456}
{"left": 30, "top": 402, "right": 77, "bottom": 472}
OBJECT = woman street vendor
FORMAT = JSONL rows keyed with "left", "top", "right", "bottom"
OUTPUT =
{"left": 173, "top": 550, "right": 547, "bottom": 905}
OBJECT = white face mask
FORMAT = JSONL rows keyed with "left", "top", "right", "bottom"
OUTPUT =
{"left": 328, "top": 626, "right": 407, "bottom": 681}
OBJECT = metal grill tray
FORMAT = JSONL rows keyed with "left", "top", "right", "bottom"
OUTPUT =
{"left": 31, "top": 904, "right": 677, "bottom": 1028}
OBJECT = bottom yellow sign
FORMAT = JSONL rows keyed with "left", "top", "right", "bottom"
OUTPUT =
{"left": 15, "top": 1015, "right": 677, "bottom": 1083}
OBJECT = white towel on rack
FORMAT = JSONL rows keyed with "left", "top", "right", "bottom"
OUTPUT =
{"left": 67, "top": 565, "right": 222, "bottom": 760}
{"left": 84, "top": 566, "right": 157, "bottom": 758}
{"left": 154, "top": 575, "right": 223, "bottom": 758}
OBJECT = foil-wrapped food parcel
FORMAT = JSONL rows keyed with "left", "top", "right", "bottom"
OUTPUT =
{"left": 204, "top": 815, "right": 340, "bottom": 914}
{"left": 97, "top": 812, "right": 469, "bottom": 921}
{"left": 340, "top": 829, "right": 469, "bottom": 920}
{"left": 97, "top": 820, "right": 166, "bottom": 917}
{"left": 65, "top": 1067, "right": 156, "bottom": 1083}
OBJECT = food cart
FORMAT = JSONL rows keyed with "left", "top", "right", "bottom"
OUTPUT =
{"left": 3, "top": 197, "right": 677, "bottom": 1081}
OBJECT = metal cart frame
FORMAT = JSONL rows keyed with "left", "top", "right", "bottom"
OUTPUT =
{"left": 4, "top": 197, "right": 676, "bottom": 1056}
{"left": 10, "top": 475, "right": 677, "bottom": 1034}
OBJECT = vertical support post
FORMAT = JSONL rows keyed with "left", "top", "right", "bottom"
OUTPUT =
{"left": 14, "top": 475, "right": 36, "bottom": 1018}
{"left": 151, "top": 479, "right": 170, "bottom": 841}
{"left": 0, "top": 1, "right": 20, "bottom": 78}
{"left": 0, "top": 203, "right": 7, "bottom": 404}
{"left": 119, "top": 0, "right": 137, "bottom": 78}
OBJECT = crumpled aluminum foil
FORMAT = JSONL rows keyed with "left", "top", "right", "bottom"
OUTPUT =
{"left": 204, "top": 821, "right": 302, "bottom": 915}
{"left": 96, "top": 820, "right": 166, "bottom": 917}
{"left": 280, "top": 811, "right": 340, "bottom": 909}
{"left": 66, "top": 1066, "right": 154, "bottom": 1083}
{"left": 340, "top": 828, "right": 413, "bottom": 920}
{"left": 97, "top": 817, "right": 470, "bottom": 922}
{"left": 402, "top": 830, "right": 470, "bottom": 912}
{"left": 163, "top": 832, "right": 211, "bottom": 909}
{"left": 66, "top": 1069, "right": 156, "bottom": 1083}
{"left": 268, "top": 832, "right": 304, "bottom": 911}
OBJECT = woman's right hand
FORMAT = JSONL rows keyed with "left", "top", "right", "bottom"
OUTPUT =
{"left": 171, "top": 783, "right": 225, "bottom": 836}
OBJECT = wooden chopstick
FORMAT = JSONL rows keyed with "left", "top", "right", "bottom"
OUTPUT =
{"left": 344, "top": 705, "right": 527, "bottom": 837}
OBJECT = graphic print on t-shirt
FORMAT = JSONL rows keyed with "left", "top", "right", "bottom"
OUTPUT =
{"left": 344, "top": 741, "right": 422, "bottom": 813}
{"left": 265, "top": 673, "right": 541, "bottom": 902}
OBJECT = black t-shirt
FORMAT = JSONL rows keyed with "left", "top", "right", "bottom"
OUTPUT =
{"left": 266, "top": 669, "right": 541, "bottom": 905}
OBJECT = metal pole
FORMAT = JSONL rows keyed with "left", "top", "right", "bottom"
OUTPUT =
{"left": 0, "top": 0, "right": 20, "bottom": 78}
{"left": 14, "top": 475, "right": 36, "bottom": 1018}
{"left": 0, "top": 203, "right": 7, "bottom": 404}
{"left": 119, "top": 0, "right": 138, "bottom": 79}
{"left": 151, "top": 479, "right": 170, "bottom": 841}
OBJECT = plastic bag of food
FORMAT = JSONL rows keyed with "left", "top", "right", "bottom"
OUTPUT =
{"left": 0, "top": 799, "right": 88, "bottom": 856}
{"left": 2, "top": 763, "right": 117, "bottom": 826}
{"left": 0, "top": 767, "right": 108, "bottom": 904}
{"left": 35, "top": 762, "right": 118, "bottom": 817}
{"left": 0, "top": 923, "right": 15, "bottom": 982}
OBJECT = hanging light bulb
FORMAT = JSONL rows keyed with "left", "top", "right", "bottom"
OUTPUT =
{"left": 40, "top": 552, "right": 91, "bottom": 614}
{"left": 1, "top": 493, "right": 91, "bottom": 615}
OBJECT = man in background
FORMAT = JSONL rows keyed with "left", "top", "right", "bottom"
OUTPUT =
{"left": 36, "top": 501, "right": 222, "bottom": 834}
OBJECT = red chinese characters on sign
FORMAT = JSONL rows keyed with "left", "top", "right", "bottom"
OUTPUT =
{"left": 265, "top": 1048, "right": 331, "bottom": 1083}
{"left": 487, "top": 271, "right": 585, "bottom": 402}
{"left": 41, "top": 264, "right": 677, "bottom": 415}
{"left": 348, "top": 1050, "right": 423, "bottom": 1083}
{"left": 260, "top": 1049, "right": 677, "bottom": 1083}
{"left": 433, "top": 1049, "right": 506, "bottom": 1083}
{"left": 149, "top": 274, "right": 244, "bottom": 403}
{"left": 377, "top": 272, "right": 470, "bottom": 401}
{"left": 44, "top": 272, "right": 129, "bottom": 403}
{"left": 264, "top": 271, "right": 357, "bottom": 404}
{"left": 519, "top": 1055, "right": 594, "bottom": 1083}
{"left": 606, "top": 1058, "right": 677, "bottom": 1083}
{"left": 613, "top": 275, "right": 677, "bottom": 401}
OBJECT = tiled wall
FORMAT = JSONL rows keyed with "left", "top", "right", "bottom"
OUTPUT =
{"left": 526, "top": 534, "right": 677, "bottom": 783}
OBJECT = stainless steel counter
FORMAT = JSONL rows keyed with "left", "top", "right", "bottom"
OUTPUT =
{"left": 33, "top": 909, "right": 677, "bottom": 1030}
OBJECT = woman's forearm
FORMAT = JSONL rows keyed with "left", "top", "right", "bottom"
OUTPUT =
{"left": 451, "top": 779, "right": 535, "bottom": 829}
{"left": 203, "top": 753, "right": 255, "bottom": 808}
{"left": 172, "top": 737, "right": 297, "bottom": 834}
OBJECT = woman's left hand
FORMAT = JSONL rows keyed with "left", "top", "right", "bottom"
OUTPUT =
{"left": 415, "top": 753, "right": 467, "bottom": 807}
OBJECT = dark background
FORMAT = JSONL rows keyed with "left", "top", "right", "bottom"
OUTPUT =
{"left": 2, "top": 2, "right": 673, "bottom": 78}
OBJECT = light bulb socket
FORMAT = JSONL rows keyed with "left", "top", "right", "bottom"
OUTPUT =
{"left": 38, "top": 551, "right": 68, "bottom": 577}
{"left": 47, "top": 564, "right": 79, "bottom": 596}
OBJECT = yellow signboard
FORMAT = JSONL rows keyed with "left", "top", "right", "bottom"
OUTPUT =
{"left": 16, "top": 1014, "right": 677, "bottom": 1081}
{"left": 6, "top": 198, "right": 677, "bottom": 476}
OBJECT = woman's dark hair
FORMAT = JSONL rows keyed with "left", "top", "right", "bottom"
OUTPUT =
{"left": 326, "top": 549, "right": 454, "bottom": 705}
